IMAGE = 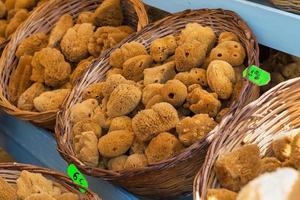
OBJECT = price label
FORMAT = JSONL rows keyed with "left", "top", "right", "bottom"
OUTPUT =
{"left": 243, "top": 65, "right": 271, "bottom": 86}
{"left": 67, "top": 164, "right": 88, "bottom": 193}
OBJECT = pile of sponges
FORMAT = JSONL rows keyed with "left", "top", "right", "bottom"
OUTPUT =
{"left": 8, "top": 0, "right": 134, "bottom": 113}
{"left": 0, "top": 170, "right": 78, "bottom": 200}
{"left": 68, "top": 22, "right": 248, "bottom": 171}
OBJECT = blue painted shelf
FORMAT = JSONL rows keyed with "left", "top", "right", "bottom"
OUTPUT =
{"left": 143, "top": 0, "right": 300, "bottom": 57}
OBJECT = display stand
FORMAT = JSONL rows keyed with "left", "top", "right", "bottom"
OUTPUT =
{"left": 0, "top": 0, "right": 299, "bottom": 199}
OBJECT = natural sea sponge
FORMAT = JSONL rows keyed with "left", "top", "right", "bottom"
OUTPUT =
{"left": 185, "top": 86, "right": 221, "bottom": 117}
{"left": 150, "top": 35, "right": 177, "bottom": 62}
{"left": 108, "top": 155, "right": 128, "bottom": 171}
{"left": 175, "top": 68, "right": 207, "bottom": 87}
{"left": 98, "top": 130, "right": 134, "bottom": 157}
{"left": 7, "top": 8, "right": 19, "bottom": 20}
{"left": 0, "top": 176, "right": 17, "bottom": 200}
{"left": 142, "top": 83, "right": 163, "bottom": 106}
{"left": 175, "top": 40, "right": 207, "bottom": 72}
{"left": 5, "top": 9, "right": 29, "bottom": 38}
{"left": 33, "top": 89, "right": 70, "bottom": 112}
{"left": 132, "top": 102, "right": 179, "bottom": 141}
{"left": 259, "top": 157, "right": 281, "bottom": 174}
{"left": 56, "top": 193, "right": 79, "bottom": 200}
{"left": 0, "top": 1, "right": 7, "bottom": 18}
{"left": 145, "top": 132, "right": 183, "bottom": 164}
{"left": 109, "top": 116, "right": 132, "bottom": 132}
{"left": 69, "top": 99, "right": 98, "bottom": 124}
{"left": 15, "top": 0, "right": 36, "bottom": 9}
{"left": 109, "top": 42, "right": 147, "bottom": 68}
{"left": 93, "top": 0, "right": 123, "bottom": 27}
{"left": 18, "top": 82, "right": 47, "bottom": 111}
{"left": 17, "top": 170, "right": 61, "bottom": 199}
{"left": 216, "top": 107, "right": 230, "bottom": 123}
{"left": 289, "top": 133, "right": 300, "bottom": 169}
{"left": 31, "top": 47, "right": 71, "bottom": 87}
{"left": 176, "top": 114, "right": 217, "bottom": 146}
{"left": 122, "top": 55, "right": 153, "bottom": 81}
{"left": 92, "top": 106, "right": 109, "bottom": 129}
{"left": 70, "top": 56, "right": 94, "bottom": 85}
{"left": 82, "top": 82, "right": 104, "bottom": 101}
{"left": 88, "top": 26, "right": 132, "bottom": 57}
{"left": 281, "top": 63, "right": 300, "bottom": 79}
{"left": 5, "top": 0, "right": 16, "bottom": 10}
{"left": 215, "top": 144, "right": 261, "bottom": 191}
{"left": 206, "top": 189, "right": 237, "bottom": 200}
{"left": 72, "top": 119, "right": 102, "bottom": 138}
{"left": 25, "top": 193, "right": 56, "bottom": 200}
{"left": 124, "top": 153, "right": 148, "bottom": 169}
{"left": 130, "top": 138, "right": 146, "bottom": 154}
{"left": 102, "top": 74, "right": 135, "bottom": 97}
{"left": 48, "top": 14, "right": 74, "bottom": 48}
{"left": 77, "top": 11, "right": 94, "bottom": 24}
{"left": 16, "top": 32, "right": 48, "bottom": 58}
{"left": 106, "top": 68, "right": 122, "bottom": 76}
{"left": 145, "top": 94, "right": 163, "bottom": 109}
{"left": 74, "top": 131, "right": 99, "bottom": 166}
{"left": 107, "top": 83, "right": 142, "bottom": 117}
{"left": 237, "top": 168, "right": 299, "bottom": 200}
{"left": 143, "top": 61, "right": 176, "bottom": 85}
{"left": 8, "top": 55, "right": 32, "bottom": 103}
{"left": 60, "top": 23, "right": 94, "bottom": 62}
{"left": 206, "top": 40, "right": 246, "bottom": 67}
{"left": 161, "top": 79, "right": 187, "bottom": 107}
{"left": 207, "top": 60, "right": 236, "bottom": 100}
{"left": 218, "top": 32, "right": 239, "bottom": 43}
{"left": 272, "top": 136, "right": 292, "bottom": 161}
{"left": 0, "top": 20, "right": 8, "bottom": 37}
{"left": 179, "top": 23, "right": 216, "bottom": 50}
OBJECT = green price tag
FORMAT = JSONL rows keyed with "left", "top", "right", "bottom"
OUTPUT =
{"left": 243, "top": 65, "right": 271, "bottom": 86}
{"left": 67, "top": 164, "right": 88, "bottom": 193}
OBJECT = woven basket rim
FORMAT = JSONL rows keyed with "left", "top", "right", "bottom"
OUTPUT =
{"left": 269, "top": 0, "right": 300, "bottom": 13}
{"left": 194, "top": 76, "right": 300, "bottom": 199}
{"left": 55, "top": 8, "right": 259, "bottom": 182}
{"left": 0, "top": 0, "right": 148, "bottom": 127}
{"left": 0, "top": 162, "right": 102, "bottom": 200}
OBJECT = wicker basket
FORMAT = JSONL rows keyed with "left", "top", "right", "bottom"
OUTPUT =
{"left": 270, "top": 0, "right": 300, "bottom": 14}
{"left": 55, "top": 9, "right": 259, "bottom": 199}
{"left": 194, "top": 77, "right": 300, "bottom": 200}
{"left": 0, "top": 0, "right": 148, "bottom": 129}
{"left": 0, "top": 162, "right": 101, "bottom": 199}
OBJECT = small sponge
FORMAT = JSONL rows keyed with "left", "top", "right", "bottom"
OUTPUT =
{"left": 0, "top": 176, "right": 17, "bottom": 200}
{"left": 124, "top": 154, "right": 148, "bottom": 169}
{"left": 145, "top": 132, "right": 183, "bottom": 164}
{"left": 143, "top": 61, "right": 176, "bottom": 85}
{"left": 108, "top": 155, "right": 128, "bottom": 171}
{"left": 206, "top": 189, "right": 237, "bottom": 200}
{"left": 215, "top": 144, "right": 261, "bottom": 191}
{"left": 132, "top": 102, "right": 179, "bottom": 141}
{"left": 176, "top": 114, "right": 217, "bottom": 146}
{"left": 150, "top": 35, "right": 177, "bottom": 62}
{"left": 160, "top": 79, "right": 187, "bottom": 107}
{"left": 98, "top": 130, "right": 134, "bottom": 157}
{"left": 106, "top": 83, "right": 142, "bottom": 117}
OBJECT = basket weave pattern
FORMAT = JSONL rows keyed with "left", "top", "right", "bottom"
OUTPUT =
{"left": 0, "top": 0, "right": 148, "bottom": 128}
{"left": 270, "top": 0, "right": 300, "bottom": 14}
{"left": 0, "top": 162, "right": 102, "bottom": 200}
{"left": 56, "top": 9, "right": 259, "bottom": 199}
{"left": 194, "top": 77, "right": 300, "bottom": 200}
